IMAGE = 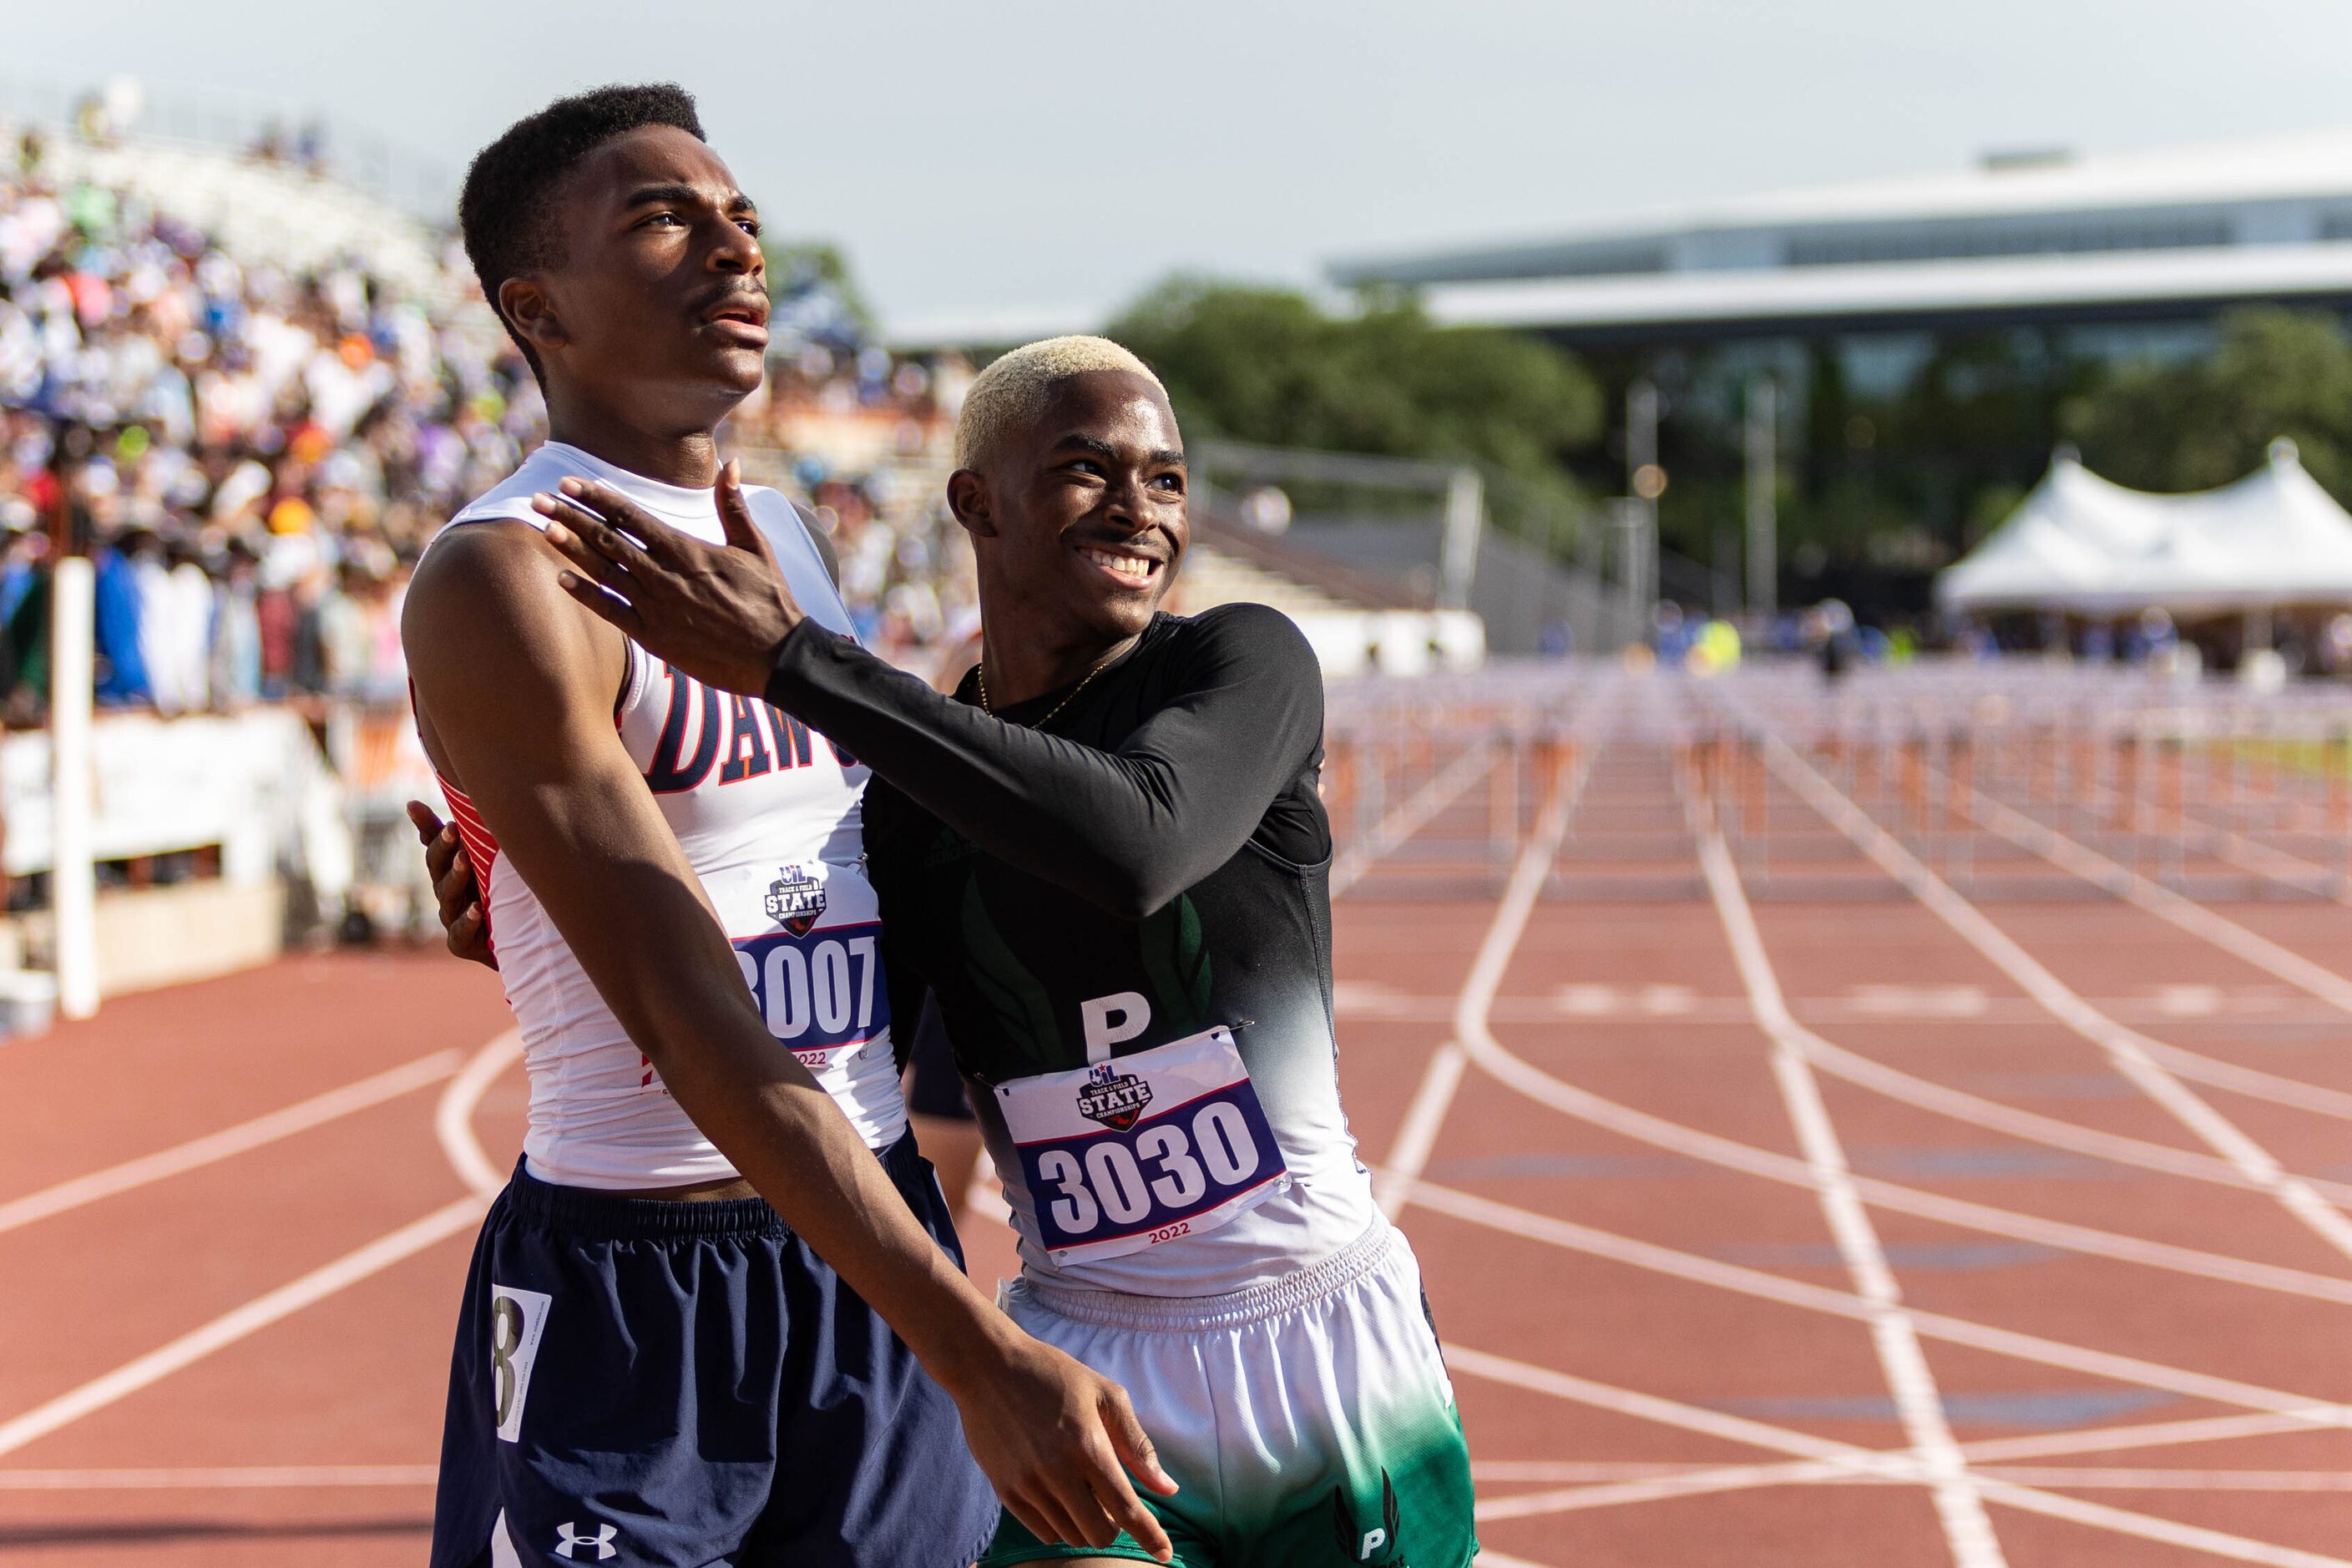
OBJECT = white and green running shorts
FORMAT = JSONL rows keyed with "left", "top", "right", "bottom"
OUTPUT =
{"left": 977, "top": 1220, "right": 1477, "bottom": 1568}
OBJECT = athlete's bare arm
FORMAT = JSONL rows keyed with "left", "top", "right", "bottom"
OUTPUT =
{"left": 402, "top": 522, "right": 1176, "bottom": 1558}
{"left": 404, "top": 493, "right": 839, "bottom": 968}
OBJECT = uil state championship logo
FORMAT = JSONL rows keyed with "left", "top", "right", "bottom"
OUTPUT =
{"left": 1075, "top": 1061, "right": 1154, "bottom": 1130}
{"left": 763, "top": 866, "right": 827, "bottom": 937}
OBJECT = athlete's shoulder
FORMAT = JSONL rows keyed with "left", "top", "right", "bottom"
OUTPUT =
{"left": 446, "top": 443, "right": 574, "bottom": 530}
{"left": 1165, "top": 602, "right": 1320, "bottom": 680}
{"left": 403, "top": 517, "right": 576, "bottom": 652}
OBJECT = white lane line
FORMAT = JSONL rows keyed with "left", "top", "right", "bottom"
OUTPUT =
{"left": 1761, "top": 731, "right": 2352, "bottom": 1264}
{"left": 1478, "top": 1459, "right": 1803, "bottom": 1482}
{"left": 0, "top": 1464, "right": 438, "bottom": 1490}
{"left": 1479, "top": 1456, "right": 1864, "bottom": 1520}
{"left": 1378, "top": 1048, "right": 1467, "bottom": 1222}
{"left": 1331, "top": 743, "right": 1496, "bottom": 898}
{"left": 1965, "top": 781, "right": 2352, "bottom": 1024}
{"left": 1378, "top": 749, "right": 1578, "bottom": 1219}
{"left": 1443, "top": 1343, "right": 1914, "bottom": 1480}
{"left": 1445, "top": 1344, "right": 2352, "bottom": 1568}
{"left": 437, "top": 1029, "right": 524, "bottom": 1196}
{"left": 0, "top": 1196, "right": 483, "bottom": 1460}
{"left": 1444, "top": 969, "right": 2352, "bottom": 1302}
{"left": 1471, "top": 1459, "right": 2352, "bottom": 1492}
{"left": 1408, "top": 1179, "right": 2352, "bottom": 1424}
{"left": 2200, "top": 824, "right": 2350, "bottom": 901}
{"left": 2056, "top": 767, "right": 2346, "bottom": 903}
{"left": 1777, "top": 1023, "right": 2352, "bottom": 1198}
{"left": 0, "top": 1048, "right": 465, "bottom": 1237}
{"left": 0, "top": 1029, "right": 520, "bottom": 1460}
{"left": 1476, "top": 1459, "right": 2352, "bottom": 1525}
{"left": 1980, "top": 1467, "right": 2352, "bottom": 1492}
{"left": 1911, "top": 766, "right": 2352, "bottom": 1120}
{"left": 1687, "top": 781, "right": 2004, "bottom": 1568}
{"left": 1958, "top": 1409, "right": 2348, "bottom": 1464}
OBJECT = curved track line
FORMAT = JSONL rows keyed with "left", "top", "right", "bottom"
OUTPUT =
{"left": 1688, "top": 777, "right": 2002, "bottom": 1564}
{"left": 1678, "top": 780, "right": 2352, "bottom": 1199}
{"left": 0, "top": 1464, "right": 440, "bottom": 1490}
{"left": 1962, "top": 780, "right": 2352, "bottom": 1037}
{"left": 0, "top": 1196, "right": 484, "bottom": 1460}
{"left": 1894, "top": 785, "right": 2352, "bottom": 1120}
{"left": 1967, "top": 787, "right": 2352, "bottom": 1010}
{"left": 1956, "top": 1410, "right": 2347, "bottom": 1464}
{"left": 1759, "top": 730, "right": 2352, "bottom": 1262}
{"left": 0, "top": 1047, "right": 464, "bottom": 1237}
{"left": 438, "top": 1029, "right": 524, "bottom": 1196}
{"left": 1410, "top": 1180, "right": 2352, "bottom": 1423}
{"left": 1479, "top": 1459, "right": 2352, "bottom": 1525}
{"left": 1794, "top": 1028, "right": 2352, "bottom": 1193}
{"left": 1447, "top": 979, "right": 2352, "bottom": 1302}
{"left": 1378, "top": 747, "right": 1577, "bottom": 1219}
{"left": 1479, "top": 1455, "right": 1864, "bottom": 1521}
{"left": 0, "top": 1028, "right": 521, "bottom": 1462}
{"left": 2041, "top": 765, "right": 2346, "bottom": 903}
{"left": 1446, "top": 1343, "right": 2352, "bottom": 1568}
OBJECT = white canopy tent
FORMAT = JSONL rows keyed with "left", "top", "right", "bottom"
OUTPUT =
{"left": 1938, "top": 441, "right": 2352, "bottom": 618}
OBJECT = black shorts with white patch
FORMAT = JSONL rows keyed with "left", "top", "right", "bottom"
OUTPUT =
{"left": 429, "top": 1132, "right": 996, "bottom": 1567}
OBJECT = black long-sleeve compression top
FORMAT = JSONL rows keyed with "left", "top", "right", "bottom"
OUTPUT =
{"left": 763, "top": 602, "right": 1329, "bottom": 922}
{"left": 761, "top": 603, "right": 1373, "bottom": 1295}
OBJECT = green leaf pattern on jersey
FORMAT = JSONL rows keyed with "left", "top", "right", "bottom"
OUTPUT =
{"left": 1137, "top": 893, "right": 1213, "bottom": 1037}
{"left": 959, "top": 877, "right": 1065, "bottom": 1068}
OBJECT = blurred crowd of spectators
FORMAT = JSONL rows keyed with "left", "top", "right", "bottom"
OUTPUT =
{"left": 0, "top": 129, "right": 541, "bottom": 718}
{"left": 739, "top": 333, "right": 979, "bottom": 679}
{"left": 0, "top": 126, "right": 983, "bottom": 726}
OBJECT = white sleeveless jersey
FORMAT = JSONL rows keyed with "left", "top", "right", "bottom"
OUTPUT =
{"left": 428, "top": 441, "right": 905, "bottom": 1189}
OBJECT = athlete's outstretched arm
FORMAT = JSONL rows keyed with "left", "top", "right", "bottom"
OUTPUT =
{"left": 764, "top": 605, "right": 1324, "bottom": 918}
{"left": 533, "top": 473, "right": 1324, "bottom": 919}
{"left": 403, "top": 522, "right": 1176, "bottom": 1558}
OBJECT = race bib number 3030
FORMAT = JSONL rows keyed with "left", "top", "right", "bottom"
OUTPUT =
{"left": 994, "top": 1027, "right": 1290, "bottom": 1263}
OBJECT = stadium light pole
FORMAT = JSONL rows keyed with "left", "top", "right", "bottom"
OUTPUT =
{"left": 1626, "top": 380, "right": 1662, "bottom": 640}
{"left": 1745, "top": 375, "right": 1778, "bottom": 622}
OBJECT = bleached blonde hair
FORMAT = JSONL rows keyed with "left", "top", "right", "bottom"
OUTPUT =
{"left": 953, "top": 335, "right": 1165, "bottom": 469}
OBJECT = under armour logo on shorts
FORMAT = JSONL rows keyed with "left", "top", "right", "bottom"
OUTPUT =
{"left": 554, "top": 1520, "right": 619, "bottom": 1560}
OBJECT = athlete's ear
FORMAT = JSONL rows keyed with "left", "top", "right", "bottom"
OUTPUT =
{"left": 498, "top": 276, "right": 569, "bottom": 360}
{"left": 946, "top": 468, "right": 996, "bottom": 540}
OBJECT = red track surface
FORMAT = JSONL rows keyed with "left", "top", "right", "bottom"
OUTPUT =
{"left": 5, "top": 716, "right": 2352, "bottom": 1565}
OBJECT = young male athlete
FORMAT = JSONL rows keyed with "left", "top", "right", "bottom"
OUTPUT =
{"left": 407, "top": 89, "right": 1174, "bottom": 1568}
{"left": 521, "top": 336, "right": 1478, "bottom": 1568}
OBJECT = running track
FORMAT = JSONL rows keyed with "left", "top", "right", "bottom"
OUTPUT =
{"left": 4, "top": 669, "right": 2352, "bottom": 1565}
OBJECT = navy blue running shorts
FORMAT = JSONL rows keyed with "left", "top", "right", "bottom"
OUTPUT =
{"left": 429, "top": 1130, "right": 999, "bottom": 1567}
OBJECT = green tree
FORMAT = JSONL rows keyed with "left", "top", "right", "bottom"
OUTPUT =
{"left": 760, "top": 239, "right": 874, "bottom": 334}
{"left": 2066, "top": 307, "right": 2352, "bottom": 498}
{"left": 1106, "top": 277, "right": 1602, "bottom": 528}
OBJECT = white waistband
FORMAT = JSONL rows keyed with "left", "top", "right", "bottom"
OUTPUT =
{"left": 1008, "top": 1218, "right": 1398, "bottom": 1332}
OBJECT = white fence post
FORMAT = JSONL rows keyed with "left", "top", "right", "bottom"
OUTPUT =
{"left": 51, "top": 554, "right": 99, "bottom": 1020}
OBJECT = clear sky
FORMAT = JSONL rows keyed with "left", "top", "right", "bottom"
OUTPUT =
{"left": 8, "top": 0, "right": 2349, "bottom": 330}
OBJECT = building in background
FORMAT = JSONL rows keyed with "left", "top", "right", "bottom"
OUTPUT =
{"left": 1332, "top": 132, "right": 2352, "bottom": 625}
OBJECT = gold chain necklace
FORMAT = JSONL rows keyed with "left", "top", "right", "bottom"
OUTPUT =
{"left": 979, "top": 657, "right": 1105, "bottom": 731}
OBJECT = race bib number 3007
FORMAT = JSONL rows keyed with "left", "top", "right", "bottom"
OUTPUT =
{"left": 731, "top": 920, "right": 888, "bottom": 1070}
{"left": 995, "top": 1027, "right": 1290, "bottom": 1263}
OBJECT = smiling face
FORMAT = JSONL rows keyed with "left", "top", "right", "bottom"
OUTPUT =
{"left": 949, "top": 368, "right": 1188, "bottom": 655}
{"left": 500, "top": 124, "right": 768, "bottom": 435}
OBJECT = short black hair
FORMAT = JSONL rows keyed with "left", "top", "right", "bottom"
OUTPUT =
{"left": 458, "top": 83, "right": 706, "bottom": 377}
